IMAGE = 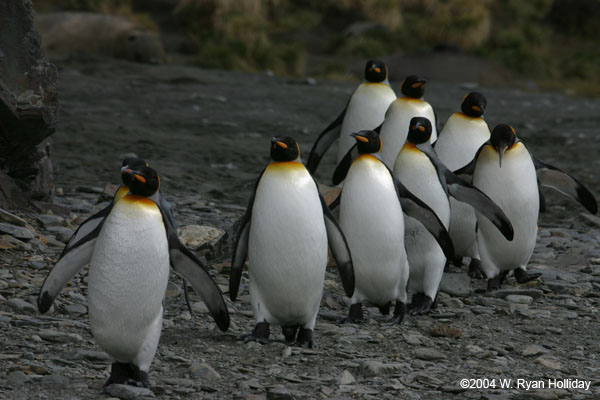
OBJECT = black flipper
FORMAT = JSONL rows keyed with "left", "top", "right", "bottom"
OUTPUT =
{"left": 538, "top": 182, "right": 547, "bottom": 213}
{"left": 533, "top": 158, "right": 597, "bottom": 214}
{"left": 159, "top": 207, "right": 230, "bottom": 332}
{"left": 318, "top": 190, "right": 355, "bottom": 298}
{"left": 332, "top": 144, "right": 359, "bottom": 185}
{"left": 38, "top": 203, "right": 113, "bottom": 313}
{"left": 306, "top": 104, "right": 348, "bottom": 174}
{"left": 393, "top": 177, "right": 455, "bottom": 260}
{"left": 230, "top": 168, "right": 265, "bottom": 302}
{"left": 419, "top": 144, "right": 514, "bottom": 241}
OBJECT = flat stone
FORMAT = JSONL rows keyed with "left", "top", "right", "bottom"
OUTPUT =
{"left": 0, "top": 223, "right": 34, "bottom": 240}
{"left": 0, "top": 234, "right": 31, "bottom": 250}
{"left": 76, "top": 350, "right": 111, "bottom": 361}
{"left": 535, "top": 356, "right": 562, "bottom": 370}
{"left": 38, "top": 329, "right": 83, "bottom": 343}
{"left": 430, "top": 324, "right": 462, "bottom": 338}
{"left": 41, "top": 374, "right": 70, "bottom": 387}
{"left": 6, "top": 298, "right": 37, "bottom": 313}
{"left": 505, "top": 295, "right": 533, "bottom": 304}
{"left": 522, "top": 344, "right": 550, "bottom": 357}
{"left": 189, "top": 362, "right": 220, "bottom": 381}
{"left": 0, "top": 209, "right": 28, "bottom": 226}
{"left": 64, "top": 303, "right": 87, "bottom": 315}
{"left": 438, "top": 273, "right": 471, "bottom": 297}
{"left": 34, "top": 214, "right": 65, "bottom": 227}
{"left": 177, "top": 225, "right": 225, "bottom": 250}
{"left": 104, "top": 384, "right": 156, "bottom": 399}
{"left": 267, "top": 385, "right": 293, "bottom": 400}
{"left": 7, "top": 371, "right": 31, "bottom": 386}
{"left": 486, "top": 289, "right": 544, "bottom": 299}
{"left": 413, "top": 347, "right": 446, "bottom": 360}
{"left": 338, "top": 370, "right": 356, "bottom": 385}
{"left": 45, "top": 226, "right": 74, "bottom": 243}
{"left": 359, "top": 360, "right": 407, "bottom": 376}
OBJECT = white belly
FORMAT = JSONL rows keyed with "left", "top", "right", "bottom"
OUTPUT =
{"left": 435, "top": 113, "right": 490, "bottom": 171}
{"left": 248, "top": 162, "right": 328, "bottom": 326}
{"left": 436, "top": 114, "right": 490, "bottom": 257}
{"left": 340, "top": 155, "right": 408, "bottom": 304}
{"left": 88, "top": 196, "right": 169, "bottom": 364}
{"left": 337, "top": 83, "right": 396, "bottom": 162}
{"left": 394, "top": 145, "right": 449, "bottom": 297}
{"left": 379, "top": 98, "right": 438, "bottom": 168}
{"left": 473, "top": 143, "right": 539, "bottom": 277}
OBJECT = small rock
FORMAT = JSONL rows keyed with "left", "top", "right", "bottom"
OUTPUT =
{"left": 0, "top": 235, "right": 31, "bottom": 250}
{"left": 281, "top": 346, "right": 292, "bottom": 358}
{"left": 189, "top": 362, "right": 220, "bottom": 381}
{"left": 438, "top": 273, "right": 471, "bottom": 297}
{"left": 104, "top": 384, "right": 156, "bottom": 399}
{"left": 0, "top": 222, "right": 34, "bottom": 240}
{"left": 442, "top": 298, "right": 464, "bottom": 309}
{"left": 45, "top": 226, "right": 74, "bottom": 243}
{"left": 535, "top": 356, "right": 562, "bottom": 370}
{"left": 64, "top": 304, "right": 87, "bottom": 315}
{"left": 34, "top": 214, "right": 65, "bottom": 227}
{"left": 177, "top": 225, "right": 225, "bottom": 250}
{"left": 41, "top": 374, "right": 70, "bottom": 387}
{"left": 486, "top": 289, "right": 544, "bottom": 299}
{"left": 338, "top": 370, "right": 356, "bottom": 385}
{"left": 38, "top": 329, "right": 83, "bottom": 343}
{"left": 505, "top": 295, "right": 533, "bottom": 304}
{"left": 76, "top": 350, "right": 112, "bottom": 361}
{"left": 6, "top": 298, "right": 37, "bottom": 313}
{"left": 413, "top": 347, "right": 446, "bottom": 361}
{"left": 7, "top": 371, "right": 31, "bottom": 386}
{"left": 430, "top": 324, "right": 462, "bottom": 338}
{"left": 0, "top": 209, "right": 28, "bottom": 226}
{"left": 267, "top": 385, "right": 293, "bottom": 400}
{"left": 522, "top": 345, "right": 550, "bottom": 357}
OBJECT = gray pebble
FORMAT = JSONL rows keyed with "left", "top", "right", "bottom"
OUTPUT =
{"left": 189, "top": 362, "right": 220, "bottom": 381}
{"left": 338, "top": 370, "right": 356, "bottom": 385}
{"left": 267, "top": 385, "right": 293, "bottom": 400}
{"left": 64, "top": 303, "right": 87, "bottom": 315}
{"left": 34, "top": 214, "right": 65, "bottom": 227}
{"left": 45, "top": 226, "right": 75, "bottom": 243}
{"left": 104, "top": 383, "right": 156, "bottom": 399}
{"left": 6, "top": 297, "right": 37, "bottom": 313}
{"left": 7, "top": 371, "right": 31, "bottom": 386}
{"left": 413, "top": 347, "right": 446, "bottom": 361}
{"left": 438, "top": 273, "right": 471, "bottom": 297}
{"left": 0, "top": 222, "right": 34, "bottom": 240}
{"left": 38, "top": 329, "right": 83, "bottom": 343}
{"left": 0, "top": 209, "right": 28, "bottom": 226}
{"left": 41, "top": 374, "right": 70, "bottom": 387}
{"left": 522, "top": 344, "right": 550, "bottom": 357}
{"left": 505, "top": 295, "right": 534, "bottom": 304}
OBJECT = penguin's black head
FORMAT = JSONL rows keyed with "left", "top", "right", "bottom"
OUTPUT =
{"left": 121, "top": 157, "right": 149, "bottom": 188}
{"left": 351, "top": 130, "right": 381, "bottom": 154}
{"left": 461, "top": 92, "right": 487, "bottom": 117}
{"left": 364, "top": 60, "right": 388, "bottom": 83}
{"left": 406, "top": 117, "right": 432, "bottom": 144}
{"left": 490, "top": 124, "right": 517, "bottom": 167}
{"left": 270, "top": 136, "right": 300, "bottom": 162}
{"left": 122, "top": 166, "right": 160, "bottom": 197}
{"left": 401, "top": 75, "right": 427, "bottom": 98}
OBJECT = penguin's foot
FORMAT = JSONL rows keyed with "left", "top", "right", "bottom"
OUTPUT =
{"left": 340, "top": 303, "right": 364, "bottom": 324}
{"left": 377, "top": 302, "right": 391, "bottom": 316}
{"left": 514, "top": 268, "right": 542, "bottom": 284}
{"left": 487, "top": 270, "right": 510, "bottom": 291}
{"left": 282, "top": 325, "right": 299, "bottom": 344}
{"left": 408, "top": 293, "right": 433, "bottom": 315}
{"left": 388, "top": 301, "right": 406, "bottom": 324}
{"left": 104, "top": 362, "right": 149, "bottom": 388}
{"left": 468, "top": 258, "right": 485, "bottom": 279}
{"left": 241, "top": 322, "right": 270, "bottom": 345}
{"left": 295, "top": 328, "right": 315, "bottom": 348}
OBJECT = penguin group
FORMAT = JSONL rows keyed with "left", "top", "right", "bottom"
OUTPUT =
{"left": 37, "top": 59, "right": 597, "bottom": 391}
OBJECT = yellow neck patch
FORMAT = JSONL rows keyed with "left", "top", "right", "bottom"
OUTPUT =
{"left": 121, "top": 194, "right": 156, "bottom": 207}
{"left": 267, "top": 161, "right": 305, "bottom": 171}
{"left": 114, "top": 185, "right": 130, "bottom": 202}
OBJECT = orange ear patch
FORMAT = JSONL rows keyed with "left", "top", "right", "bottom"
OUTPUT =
{"left": 411, "top": 82, "right": 423, "bottom": 89}
{"left": 276, "top": 141, "right": 288, "bottom": 149}
{"left": 134, "top": 174, "right": 147, "bottom": 183}
{"left": 471, "top": 105, "right": 481, "bottom": 113}
{"left": 374, "top": 67, "right": 381, "bottom": 74}
{"left": 418, "top": 126, "right": 425, "bottom": 132}
{"left": 355, "top": 135, "right": 369, "bottom": 143}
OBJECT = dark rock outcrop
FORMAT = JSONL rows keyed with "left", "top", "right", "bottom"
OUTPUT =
{"left": 0, "top": 0, "right": 58, "bottom": 209}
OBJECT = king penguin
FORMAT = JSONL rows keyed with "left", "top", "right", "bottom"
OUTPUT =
{"left": 305, "top": 60, "right": 396, "bottom": 175}
{"left": 333, "top": 130, "right": 453, "bottom": 324}
{"left": 393, "top": 117, "right": 513, "bottom": 314}
{"left": 39, "top": 165, "right": 229, "bottom": 388}
{"left": 455, "top": 124, "right": 597, "bottom": 289}
{"left": 434, "top": 92, "right": 490, "bottom": 277}
{"left": 230, "top": 136, "right": 355, "bottom": 348}
{"left": 378, "top": 75, "right": 438, "bottom": 168}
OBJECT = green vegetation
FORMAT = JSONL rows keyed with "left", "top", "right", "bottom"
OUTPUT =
{"left": 34, "top": 0, "right": 600, "bottom": 95}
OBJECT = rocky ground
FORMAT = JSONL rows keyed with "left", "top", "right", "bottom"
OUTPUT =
{"left": 1, "top": 58, "right": 600, "bottom": 400}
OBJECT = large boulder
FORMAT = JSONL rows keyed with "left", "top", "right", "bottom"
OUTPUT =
{"left": 0, "top": 0, "right": 58, "bottom": 209}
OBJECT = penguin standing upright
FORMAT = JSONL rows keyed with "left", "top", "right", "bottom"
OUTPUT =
{"left": 230, "top": 137, "right": 354, "bottom": 348}
{"left": 393, "top": 117, "right": 513, "bottom": 314}
{"left": 39, "top": 165, "right": 229, "bottom": 388}
{"left": 332, "top": 130, "right": 453, "bottom": 324}
{"left": 455, "top": 124, "right": 598, "bottom": 289}
{"left": 305, "top": 60, "right": 396, "bottom": 175}
{"left": 434, "top": 92, "right": 490, "bottom": 277}
{"left": 378, "top": 75, "right": 438, "bottom": 168}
